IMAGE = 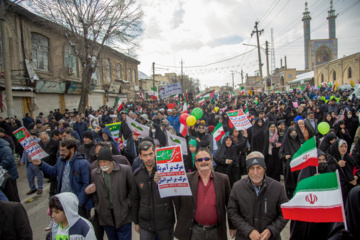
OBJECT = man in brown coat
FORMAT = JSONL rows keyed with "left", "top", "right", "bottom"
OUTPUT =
{"left": 174, "top": 147, "right": 235, "bottom": 240}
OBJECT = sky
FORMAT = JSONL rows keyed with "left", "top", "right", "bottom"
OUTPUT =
{"left": 136, "top": 0, "right": 360, "bottom": 90}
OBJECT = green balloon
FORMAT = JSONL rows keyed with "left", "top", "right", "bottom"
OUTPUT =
{"left": 191, "top": 108, "right": 203, "bottom": 120}
{"left": 254, "top": 100, "right": 258, "bottom": 105}
{"left": 318, "top": 122, "right": 330, "bottom": 135}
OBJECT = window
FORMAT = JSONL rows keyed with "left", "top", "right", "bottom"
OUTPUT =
{"left": 31, "top": 33, "right": 49, "bottom": 71}
{"left": 133, "top": 69, "right": 136, "bottom": 86}
{"left": 321, "top": 73, "right": 324, "bottom": 82}
{"left": 288, "top": 74, "right": 293, "bottom": 79}
{"left": 117, "top": 63, "right": 122, "bottom": 80}
{"left": 128, "top": 68, "right": 132, "bottom": 85}
{"left": 65, "top": 45, "right": 78, "bottom": 76}
{"left": 105, "top": 59, "right": 111, "bottom": 82}
{"left": 348, "top": 67, "right": 352, "bottom": 78}
{"left": 333, "top": 71, "right": 336, "bottom": 81}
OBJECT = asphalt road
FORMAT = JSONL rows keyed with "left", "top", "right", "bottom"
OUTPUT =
{"left": 16, "top": 163, "right": 289, "bottom": 240}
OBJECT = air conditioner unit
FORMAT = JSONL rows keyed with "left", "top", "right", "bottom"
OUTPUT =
{"left": 68, "top": 67, "right": 74, "bottom": 76}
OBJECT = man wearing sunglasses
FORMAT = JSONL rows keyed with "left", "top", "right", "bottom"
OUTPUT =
{"left": 174, "top": 147, "right": 235, "bottom": 240}
{"left": 227, "top": 151, "right": 288, "bottom": 240}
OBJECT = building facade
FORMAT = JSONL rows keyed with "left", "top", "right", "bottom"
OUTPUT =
{"left": 0, "top": 3, "right": 140, "bottom": 118}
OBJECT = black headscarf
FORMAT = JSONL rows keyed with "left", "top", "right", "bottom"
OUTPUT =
{"left": 279, "top": 127, "right": 301, "bottom": 159}
{"left": 250, "top": 118, "right": 266, "bottom": 152}
{"left": 323, "top": 113, "right": 334, "bottom": 128}
{"left": 213, "top": 136, "right": 238, "bottom": 164}
{"left": 319, "top": 132, "right": 337, "bottom": 153}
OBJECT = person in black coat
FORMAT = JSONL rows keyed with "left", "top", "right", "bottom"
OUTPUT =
{"left": 290, "top": 150, "right": 332, "bottom": 240}
{"left": 250, "top": 118, "right": 266, "bottom": 152}
{"left": 263, "top": 122, "right": 282, "bottom": 181}
{"left": 0, "top": 200, "right": 32, "bottom": 240}
{"left": 119, "top": 112, "right": 132, "bottom": 141}
{"left": 334, "top": 121, "right": 353, "bottom": 151}
{"left": 214, "top": 134, "right": 247, "bottom": 187}
{"left": 319, "top": 132, "right": 337, "bottom": 154}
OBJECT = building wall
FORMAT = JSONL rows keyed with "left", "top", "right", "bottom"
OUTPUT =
{"left": 314, "top": 52, "right": 360, "bottom": 86}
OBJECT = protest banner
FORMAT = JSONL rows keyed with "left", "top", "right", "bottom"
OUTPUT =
{"left": 126, "top": 116, "right": 150, "bottom": 138}
{"left": 158, "top": 83, "right": 182, "bottom": 98}
{"left": 105, "top": 122, "right": 121, "bottom": 142}
{"left": 13, "top": 127, "right": 49, "bottom": 159}
{"left": 156, "top": 145, "right": 192, "bottom": 198}
{"left": 166, "top": 130, "right": 188, "bottom": 155}
{"left": 88, "top": 115, "right": 100, "bottom": 130}
{"left": 227, "top": 109, "right": 252, "bottom": 130}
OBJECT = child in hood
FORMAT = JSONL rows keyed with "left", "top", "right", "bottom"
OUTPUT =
{"left": 49, "top": 192, "right": 96, "bottom": 240}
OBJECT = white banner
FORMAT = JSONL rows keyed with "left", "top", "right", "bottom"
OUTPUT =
{"left": 126, "top": 116, "right": 150, "bottom": 138}
{"left": 166, "top": 130, "right": 188, "bottom": 155}
{"left": 227, "top": 109, "right": 252, "bottom": 130}
{"left": 158, "top": 83, "right": 182, "bottom": 98}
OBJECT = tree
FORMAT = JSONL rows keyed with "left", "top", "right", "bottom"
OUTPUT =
{"left": 30, "top": 0, "right": 143, "bottom": 114}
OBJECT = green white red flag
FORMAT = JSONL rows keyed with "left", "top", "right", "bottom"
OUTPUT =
{"left": 212, "top": 122, "right": 225, "bottom": 142}
{"left": 202, "top": 90, "right": 215, "bottom": 100}
{"left": 290, "top": 136, "right": 318, "bottom": 172}
{"left": 195, "top": 92, "right": 203, "bottom": 99}
{"left": 198, "top": 98, "right": 205, "bottom": 106}
{"left": 281, "top": 171, "right": 345, "bottom": 223}
{"left": 116, "top": 98, "right": 123, "bottom": 112}
{"left": 139, "top": 91, "right": 144, "bottom": 101}
{"left": 151, "top": 87, "right": 158, "bottom": 100}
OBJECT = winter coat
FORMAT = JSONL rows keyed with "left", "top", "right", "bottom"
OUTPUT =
{"left": 0, "top": 139, "right": 18, "bottom": 180}
{"left": 22, "top": 116, "right": 34, "bottom": 129}
{"left": 131, "top": 164, "right": 175, "bottom": 231}
{"left": 73, "top": 121, "right": 88, "bottom": 141}
{"left": 39, "top": 152, "right": 93, "bottom": 211}
{"left": 38, "top": 138, "right": 59, "bottom": 166}
{"left": 91, "top": 162, "right": 135, "bottom": 229}
{"left": 227, "top": 176, "right": 288, "bottom": 240}
{"left": 167, "top": 115, "right": 180, "bottom": 135}
{"left": 96, "top": 127, "right": 120, "bottom": 155}
{"left": 0, "top": 135, "right": 14, "bottom": 151}
{"left": 77, "top": 142, "right": 97, "bottom": 163}
{"left": 119, "top": 120, "right": 132, "bottom": 140}
{"left": 0, "top": 201, "right": 32, "bottom": 240}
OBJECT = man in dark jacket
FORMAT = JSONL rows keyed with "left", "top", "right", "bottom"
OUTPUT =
{"left": 132, "top": 141, "right": 176, "bottom": 239}
{"left": 77, "top": 130, "right": 97, "bottom": 163}
{"left": 89, "top": 147, "right": 135, "bottom": 240}
{"left": 32, "top": 138, "right": 92, "bottom": 218}
{"left": 265, "top": 105, "right": 277, "bottom": 125}
{"left": 227, "top": 151, "right": 288, "bottom": 240}
{"left": 174, "top": 147, "right": 235, "bottom": 240}
{"left": 22, "top": 113, "right": 34, "bottom": 129}
{"left": 0, "top": 128, "right": 14, "bottom": 150}
{"left": 0, "top": 138, "right": 18, "bottom": 180}
{"left": 119, "top": 112, "right": 132, "bottom": 141}
{"left": 73, "top": 115, "right": 88, "bottom": 143}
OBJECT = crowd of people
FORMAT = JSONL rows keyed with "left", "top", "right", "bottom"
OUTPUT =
{"left": 0, "top": 87, "right": 360, "bottom": 240}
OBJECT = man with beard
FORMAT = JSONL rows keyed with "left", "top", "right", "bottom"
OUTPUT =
{"left": 77, "top": 130, "right": 97, "bottom": 163}
{"left": 32, "top": 138, "right": 92, "bottom": 218}
{"left": 174, "top": 148, "right": 235, "bottom": 240}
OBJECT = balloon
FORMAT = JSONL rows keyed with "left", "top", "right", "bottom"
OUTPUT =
{"left": 191, "top": 107, "right": 203, "bottom": 120}
{"left": 214, "top": 107, "right": 219, "bottom": 112}
{"left": 179, "top": 113, "right": 189, "bottom": 125}
{"left": 186, "top": 116, "right": 196, "bottom": 126}
{"left": 254, "top": 100, "right": 258, "bottom": 105}
{"left": 318, "top": 122, "right": 330, "bottom": 135}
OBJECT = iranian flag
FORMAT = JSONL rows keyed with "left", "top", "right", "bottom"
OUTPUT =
{"left": 138, "top": 107, "right": 143, "bottom": 114}
{"left": 126, "top": 116, "right": 150, "bottom": 138}
{"left": 198, "top": 98, "right": 205, "bottom": 106}
{"left": 281, "top": 171, "right": 345, "bottom": 223}
{"left": 195, "top": 92, "right": 203, "bottom": 99}
{"left": 240, "top": 87, "right": 245, "bottom": 95}
{"left": 212, "top": 122, "right": 225, "bottom": 142}
{"left": 290, "top": 136, "right": 318, "bottom": 172}
{"left": 151, "top": 87, "right": 158, "bottom": 100}
{"left": 139, "top": 91, "right": 144, "bottom": 101}
{"left": 179, "top": 123, "right": 188, "bottom": 137}
{"left": 182, "top": 101, "right": 188, "bottom": 112}
{"left": 116, "top": 98, "right": 124, "bottom": 112}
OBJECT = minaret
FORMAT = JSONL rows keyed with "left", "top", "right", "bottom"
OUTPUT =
{"left": 327, "top": 0, "right": 337, "bottom": 39}
{"left": 302, "top": 1, "right": 311, "bottom": 70}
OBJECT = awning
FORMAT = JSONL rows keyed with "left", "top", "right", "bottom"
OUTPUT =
{"left": 289, "top": 71, "right": 314, "bottom": 85}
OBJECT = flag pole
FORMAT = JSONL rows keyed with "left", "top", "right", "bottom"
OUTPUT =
{"left": 316, "top": 166, "right": 318, "bottom": 175}
{"left": 335, "top": 170, "right": 348, "bottom": 230}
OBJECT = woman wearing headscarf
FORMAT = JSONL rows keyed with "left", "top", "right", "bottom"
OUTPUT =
{"left": 184, "top": 139, "right": 198, "bottom": 173}
{"left": 295, "top": 119, "right": 313, "bottom": 143}
{"left": 334, "top": 121, "right": 353, "bottom": 150}
{"left": 195, "top": 123, "right": 213, "bottom": 152}
{"left": 250, "top": 118, "right": 266, "bottom": 152}
{"left": 322, "top": 113, "right": 334, "bottom": 128}
{"left": 213, "top": 132, "right": 248, "bottom": 187}
{"left": 263, "top": 122, "right": 282, "bottom": 181}
{"left": 344, "top": 109, "right": 359, "bottom": 140}
{"left": 286, "top": 108, "right": 297, "bottom": 126}
{"left": 327, "top": 139, "right": 359, "bottom": 203}
{"left": 279, "top": 127, "right": 302, "bottom": 199}
{"left": 230, "top": 128, "right": 248, "bottom": 176}
{"left": 290, "top": 150, "right": 332, "bottom": 240}
{"left": 328, "top": 186, "right": 360, "bottom": 240}
{"left": 221, "top": 112, "right": 231, "bottom": 133}
{"left": 314, "top": 106, "right": 324, "bottom": 122}
{"left": 319, "top": 132, "right": 337, "bottom": 153}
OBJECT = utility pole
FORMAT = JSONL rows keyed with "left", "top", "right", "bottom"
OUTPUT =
{"left": 180, "top": 59, "right": 184, "bottom": 90}
{"left": 231, "top": 72, "right": 235, "bottom": 89}
{"left": 265, "top": 41, "right": 270, "bottom": 77}
{"left": 152, "top": 62, "right": 155, "bottom": 87}
{"left": 251, "top": 21, "right": 264, "bottom": 91}
{"left": 0, "top": 0, "right": 14, "bottom": 118}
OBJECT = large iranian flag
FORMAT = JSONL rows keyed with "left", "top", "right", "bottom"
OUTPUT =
{"left": 290, "top": 136, "right": 318, "bottom": 172}
{"left": 281, "top": 171, "right": 345, "bottom": 223}
{"left": 212, "top": 122, "right": 225, "bottom": 142}
{"left": 151, "top": 87, "right": 158, "bottom": 100}
{"left": 116, "top": 98, "right": 124, "bottom": 112}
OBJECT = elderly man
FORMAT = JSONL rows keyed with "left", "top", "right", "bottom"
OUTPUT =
{"left": 227, "top": 151, "right": 288, "bottom": 240}
{"left": 174, "top": 147, "right": 235, "bottom": 240}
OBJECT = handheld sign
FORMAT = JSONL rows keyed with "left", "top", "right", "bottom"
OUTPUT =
{"left": 156, "top": 145, "right": 192, "bottom": 198}
{"left": 13, "top": 127, "right": 49, "bottom": 160}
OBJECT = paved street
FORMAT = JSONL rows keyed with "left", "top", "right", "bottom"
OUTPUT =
{"left": 16, "top": 163, "right": 289, "bottom": 240}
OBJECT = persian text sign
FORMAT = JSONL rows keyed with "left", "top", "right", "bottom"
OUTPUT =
{"left": 105, "top": 122, "right": 121, "bottom": 142}
{"left": 13, "top": 127, "right": 49, "bottom": 159}
{"left": 227, "top": 109, "right": 252, "bottom": 130}
{"left": 158, "top": 83, "right": 182, "bottom": 98}
{"left": 156, "top": 145, "right": 192, "bottom": 198}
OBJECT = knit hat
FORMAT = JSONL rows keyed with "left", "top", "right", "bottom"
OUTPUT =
{"left": 189, "top": 139, "right": 197, "bottom": 148}
{"left": 97, "top": 147, "right": 114, "bottom": 162}
{"left": 83, "top": 130, "right": 94, "bottom": 141}
{"left": 246, "top": 157, "right": 266, "bottom": 172}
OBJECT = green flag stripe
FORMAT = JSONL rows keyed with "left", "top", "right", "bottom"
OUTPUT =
{"left": 291, "top": 137, "right": 316, "bottom": 160}
{"left": 294, "top": 172, "right": 339, "bottom": 195}
{"left": 212, "top": 122, "right": 222, "bottom": 136}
